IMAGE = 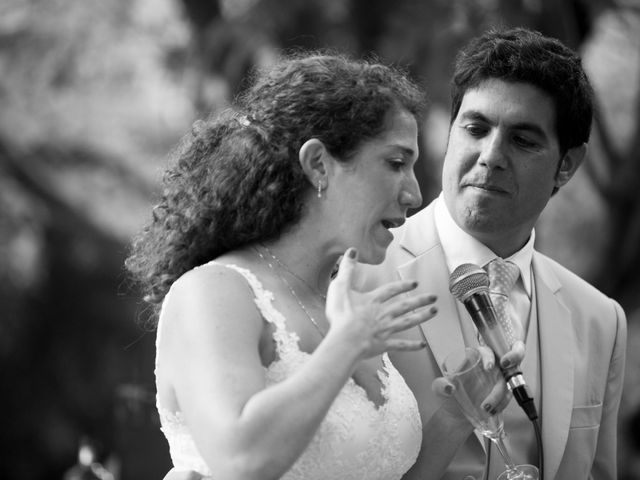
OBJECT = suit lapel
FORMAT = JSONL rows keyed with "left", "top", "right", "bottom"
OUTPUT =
{"left": 533, "top": 254, "right": 574, "bottom": 480}
{"left": 395, "top": 205, "right": 467, "bottom": 371}
{"left": 398, "top": 246, "right": 466, "bottom": 369}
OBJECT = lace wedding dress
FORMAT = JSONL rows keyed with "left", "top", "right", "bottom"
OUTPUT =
{"left": 155, "top": 263, "right": 422, "bottom": 479}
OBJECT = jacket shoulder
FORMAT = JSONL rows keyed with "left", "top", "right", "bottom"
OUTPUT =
{"left": 535, "top": 253, "right": 626, "bottom": 323}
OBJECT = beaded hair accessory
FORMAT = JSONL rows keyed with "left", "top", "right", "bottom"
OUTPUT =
{"left": 237, "top": 114, "right": 252, "bottom": 127}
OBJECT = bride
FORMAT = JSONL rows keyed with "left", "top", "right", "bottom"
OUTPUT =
{"left": 125, "top": 52, "right": 506, "bottom": 480}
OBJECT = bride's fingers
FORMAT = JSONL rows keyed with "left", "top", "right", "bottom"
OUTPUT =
{"left": 385, "top": 337, "right": 427, "bottom": 351}
{"left": 331, "top": 248, "right": 358, "bottom": 288}
{"left": 480, "top": 380, "right": 511, "bottom": 416}
{"left": 163, "top": 469, "right": 205, "bottom": 480}
{"left": 382, "top": 304, "right": 438, "bottom": 334}
{"left": 493, "top": 387, "right": 513, "bottom": 413}
{"left": 370, "top": 279, "right": 420, "bottom": 303}
{"left": 383, "top": 293, "right": 437, "bottom": 318}
{"left": 432, "top": 376, "right": 456, "bottom": 398}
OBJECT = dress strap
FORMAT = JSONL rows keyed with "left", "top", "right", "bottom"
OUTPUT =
{"left": 220, "top": 263, "right": 300, "bottom": 356}
{"left": 222, "top": 263, "right": 288, "bottom": 330}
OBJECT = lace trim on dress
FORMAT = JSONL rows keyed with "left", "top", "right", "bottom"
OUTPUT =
{"left": 222, "top": 264, "right": 301, "bottom": 358}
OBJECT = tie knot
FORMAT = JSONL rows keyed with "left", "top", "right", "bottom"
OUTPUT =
{"left": 486, "top": 258, "right": 519, "bottom": 296}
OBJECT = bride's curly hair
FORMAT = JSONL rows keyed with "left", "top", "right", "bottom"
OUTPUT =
{"left": 125, "top": 52, "right": 425, "bottom": 321}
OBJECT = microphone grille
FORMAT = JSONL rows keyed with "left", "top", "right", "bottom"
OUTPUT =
{"left": 449, "top": 263, "right": 490, "bottom": 301}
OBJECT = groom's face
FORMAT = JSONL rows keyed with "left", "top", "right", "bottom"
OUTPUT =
{"left": 442, "top": 78, "right": 563, "bottom": 256}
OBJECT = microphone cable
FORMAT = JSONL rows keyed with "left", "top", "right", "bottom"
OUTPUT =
{"left": 533, "top": 417, "right": 544, "bottom": 480}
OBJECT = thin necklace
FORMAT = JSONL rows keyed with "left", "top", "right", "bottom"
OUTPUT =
{"left": 254, "top": 246, "right": 326, "bottom": 337}
{"left": 259, "top": 243, "right": 327, "bottom": 300}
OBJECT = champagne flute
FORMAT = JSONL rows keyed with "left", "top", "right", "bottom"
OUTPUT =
{"left": 441, "top": 347, "right": 538, "bottom": 480}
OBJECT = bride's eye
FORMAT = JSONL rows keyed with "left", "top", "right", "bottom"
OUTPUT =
{"left": 388, "top": 158, "right": 405, "bottom": 170}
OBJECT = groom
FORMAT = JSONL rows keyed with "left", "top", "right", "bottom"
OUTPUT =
{"left": 161, "top": 27, "right": 627, "bottom": 480}
{"left": 364, "top": 27, "right": 626, "bottom": 480}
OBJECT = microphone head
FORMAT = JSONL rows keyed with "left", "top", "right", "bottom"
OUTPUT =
{"left": 449, "top": 263, "right": 490, "bottom": 302}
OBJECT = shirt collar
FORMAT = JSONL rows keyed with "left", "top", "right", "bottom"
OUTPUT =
{"left": 434, "top": 193, "right": 534, "bottom": 296}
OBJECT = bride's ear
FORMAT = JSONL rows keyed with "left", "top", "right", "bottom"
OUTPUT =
{"left": 299, "top": 139, "right": 329, "bottom": 192}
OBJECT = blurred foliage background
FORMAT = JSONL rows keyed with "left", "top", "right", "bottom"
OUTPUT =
{"left": 1, "top": 0, "right": 639, "bottom": 478}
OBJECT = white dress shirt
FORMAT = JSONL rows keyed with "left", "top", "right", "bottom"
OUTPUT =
{"left": 433, "top": 193, "right": 533, "bottom": 339}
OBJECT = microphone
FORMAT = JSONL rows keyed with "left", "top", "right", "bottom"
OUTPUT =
{"left": 449, "top": 263, "right": 538, "bottom": 421}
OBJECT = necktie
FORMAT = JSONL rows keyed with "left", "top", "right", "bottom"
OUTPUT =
{"left": 486, "top": 258, "right": 522, "bottom": 346}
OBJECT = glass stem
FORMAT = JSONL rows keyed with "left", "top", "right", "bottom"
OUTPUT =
{"left": 491, "top": 432, "right": 518, "bottom": 473}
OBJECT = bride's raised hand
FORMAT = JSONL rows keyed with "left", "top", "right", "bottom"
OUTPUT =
{"left": 325, "top": 247, "right": 437, "bottom": 359}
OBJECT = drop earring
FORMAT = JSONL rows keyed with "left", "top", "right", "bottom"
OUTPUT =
{"left": 317, "top": 181, "right": 323, "bottom": 199}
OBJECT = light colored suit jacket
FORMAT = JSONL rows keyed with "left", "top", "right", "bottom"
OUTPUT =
{"left": 361, "top": 200, "right": 627, "bottom": 480}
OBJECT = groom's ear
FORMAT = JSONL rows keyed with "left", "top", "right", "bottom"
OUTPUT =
{"left": 554, "top": 143, "right": 586, "bottom": 189}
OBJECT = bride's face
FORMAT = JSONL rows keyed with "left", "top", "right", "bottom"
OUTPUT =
{"left": 324, "top": 107, "right": 422, "bottom": 264}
